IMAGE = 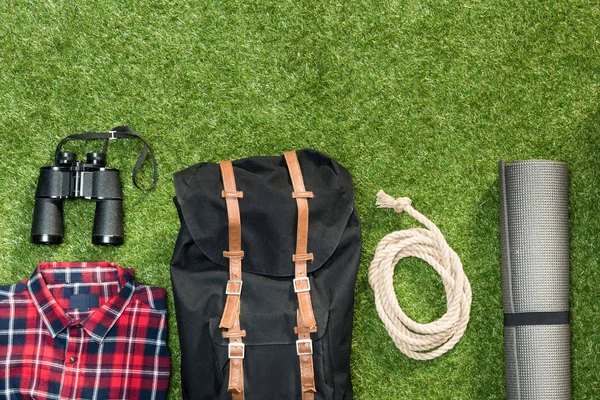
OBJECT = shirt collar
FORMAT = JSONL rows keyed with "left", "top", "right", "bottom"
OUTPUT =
{"left": 27, "top": 262, "right": 135, "bottom": 343}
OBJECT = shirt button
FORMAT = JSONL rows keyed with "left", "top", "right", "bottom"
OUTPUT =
{"left": 69, "top": 356, "right": 77, "bottom": 363}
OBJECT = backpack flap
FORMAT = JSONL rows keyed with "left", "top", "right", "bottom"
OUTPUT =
{"left": 173, "top": 149, "right": 355, "bottom": 277}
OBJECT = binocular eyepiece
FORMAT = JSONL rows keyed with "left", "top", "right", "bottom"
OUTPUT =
{"left": 57, "top": 151, "right": 107, "bottom": 167}
{"left": 31, "top": 151, "right": 124, "bottom": 246}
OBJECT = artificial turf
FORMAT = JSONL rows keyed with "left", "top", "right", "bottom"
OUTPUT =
{"left": 0, "top": 1, "right": 599, "bottom": 398}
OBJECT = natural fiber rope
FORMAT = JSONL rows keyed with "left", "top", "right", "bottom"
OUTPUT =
{"left": 368, "top": 190, "right": 472, "bottom": 360}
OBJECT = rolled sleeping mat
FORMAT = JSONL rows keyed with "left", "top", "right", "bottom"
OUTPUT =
{"left": 499, "top": 160, "right": 571, "bottom": 400}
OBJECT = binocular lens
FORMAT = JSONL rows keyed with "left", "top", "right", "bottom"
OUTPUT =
{"left": 92, "top": 235, "right": 124, "bottom": 246}
{"left": 31, "top": 233, "right": 63, "bottom": 245}
{"left": 92, "top": 200, "right": 124, "bottom": 246}
{"left": 31, "top": 198, "right": 64, "bottom": 244}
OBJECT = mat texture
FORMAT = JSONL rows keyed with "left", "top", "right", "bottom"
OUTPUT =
{"left": 499, "top": 160, "right": 571, "bottom": 400}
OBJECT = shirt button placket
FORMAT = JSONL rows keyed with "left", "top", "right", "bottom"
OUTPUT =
{"left": 62, "top": 324, "right": 81, "bottom": 399}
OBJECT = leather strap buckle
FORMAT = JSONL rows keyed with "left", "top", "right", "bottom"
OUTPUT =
{"left": 226, "top": 280, "right": 243, "bottom": 295}
{"left": 294, "top": 325, "right": 317, "bottom": 335}
{"left": 292, "top": 191, "right": 314, "bottom": 199}
{"left": 221, "top": 190, "right": 244, "bottom": 198}
{"left": 228, "top": 343, "right": 245, "bottom": 359}
{"left": 223, "top": 250, "right": 245, "bottom": 259}
{"left": 296, "top": 339, "right": 313, "bottom": 356}
{"left": 293, "top": 253, "right": 314, "bottom": 262}
{"left": 222, "top": 329, "right": 246, "bottom": 339}
{"left": 293, "top": 277, "right": 311, "bottom": 293}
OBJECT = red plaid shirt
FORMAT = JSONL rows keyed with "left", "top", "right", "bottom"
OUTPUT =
{"left": 0, "top": 262, "right": 170, "bottom": 399}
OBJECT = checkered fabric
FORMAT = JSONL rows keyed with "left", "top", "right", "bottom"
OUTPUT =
{"left": 0, "top": 262, "right": 170, "bottom": 400}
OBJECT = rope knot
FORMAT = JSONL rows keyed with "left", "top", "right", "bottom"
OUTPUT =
{"left": 376, "top": 190, "right": 412, "bottom": 213}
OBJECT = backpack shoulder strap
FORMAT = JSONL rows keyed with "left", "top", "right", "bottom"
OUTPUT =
{"left": 218, "top": 160, "right": 246, "bottom": 400}
{"left": 284, "top": 151, "right": 318, "bottom": 399}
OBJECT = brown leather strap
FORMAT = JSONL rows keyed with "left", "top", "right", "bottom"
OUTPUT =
{"left": 284, "top": 151, "right": 318, "bottom": 400}
{"left": 220, "top": 160, "right": 243, "bottom": 255}
{"left": 296, "top": 311, "right": 317, "bottom": 399}
{"left": 218, "top": 160, "right": 245, "bottom": 400}
{"left": 227, "top": 318, "right": 245, "bottom": 400}
{"left": 219, "top": 160, "right": 244, "bottom": 330}
{"left": 284, "top": 151, "right": 317, "bottom": 328}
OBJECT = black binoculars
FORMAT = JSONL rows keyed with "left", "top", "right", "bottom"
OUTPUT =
{"left": 31, "top": 151, "right": 124, "bottom": 246}
{"left": 30, "top": 127, "right": 157, "bottom": 246}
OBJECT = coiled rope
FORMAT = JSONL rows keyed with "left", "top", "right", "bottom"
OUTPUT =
{"left": 368, "top": 191, "right": 472, "bottom": 360}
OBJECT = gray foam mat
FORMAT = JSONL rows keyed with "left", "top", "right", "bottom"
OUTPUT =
{"left": 499, "top": 160, "right": 571, "bottom": 400}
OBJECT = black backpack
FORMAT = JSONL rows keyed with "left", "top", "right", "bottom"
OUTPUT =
{"left": 171, "top": 149, "right": 362, "bottom": 400}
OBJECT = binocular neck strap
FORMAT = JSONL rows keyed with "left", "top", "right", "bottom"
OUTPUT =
{"left": 54, "top": 126, "right": 158, "bottom": 191}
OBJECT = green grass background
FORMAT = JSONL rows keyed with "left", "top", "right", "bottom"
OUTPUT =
{"left": 1, "top": 0, "right": 599, "bottom": 398}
